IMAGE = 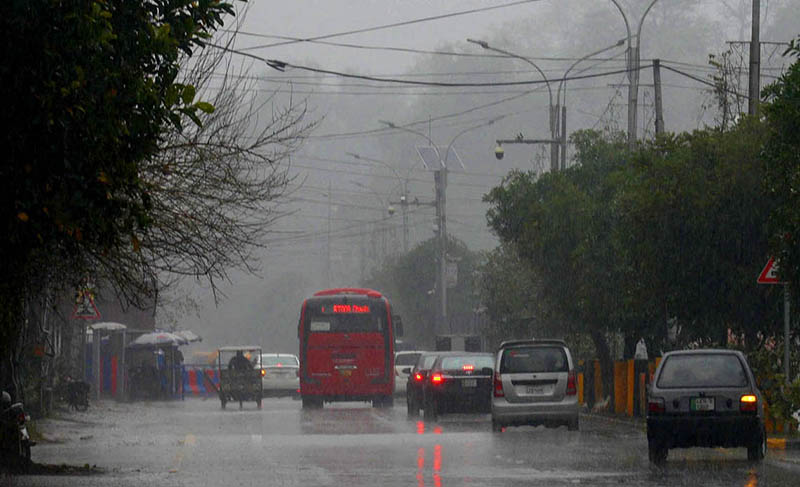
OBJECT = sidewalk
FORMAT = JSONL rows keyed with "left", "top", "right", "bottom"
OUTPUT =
{"left": 581, "top": 410, "right": 800, "bottom": 466}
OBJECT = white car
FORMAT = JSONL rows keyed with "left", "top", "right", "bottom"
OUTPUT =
{"left": 259, "top": 353, "right": 300, "bottom": 397}
{"left": 394, "top": 351, "right": 423, "bottom": 395}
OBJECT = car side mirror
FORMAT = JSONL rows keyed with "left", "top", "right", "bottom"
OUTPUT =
{"left": 402, "top": 367, "right": 412, "bottom": 374}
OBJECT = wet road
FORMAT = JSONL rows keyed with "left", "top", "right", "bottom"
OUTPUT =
{"left": 10, "top": 397, "right": 800, "bottom": 486}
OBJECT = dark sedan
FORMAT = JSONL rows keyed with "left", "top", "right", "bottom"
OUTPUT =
{"left": 406, "top": 352, "right": 441, "bottom": 417}
{"left": 646, "top": 349, "right": 766, "bottom": 463}
{"left": 423, "top": 352, "right": 494, "bottom": 421}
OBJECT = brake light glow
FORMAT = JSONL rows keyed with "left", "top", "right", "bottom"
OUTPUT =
{"left": 415, "top": 373, "right": 423, "bottom": 381}
{"left": 740, "top": 394, "right": 758, "bottom": 412}
{"left": 566, "top": 370, "right": 577, "bottom": 396}
{"left": 431, "top": 373, "right": 444, "bottom": 384}
{"left": 494, "top": 373, "right": 504, "bottom": 397}
{"left": 648, "top": 397, "right": 665, "bottom": 414}
{"left": 277, "top": 363, "right": 283, "bottom": 367}
{"left": 462, "top": 364, "right": 474, "bottom": 371}
{"left": 260, "top": 369, "right": 266, "bottom": 377}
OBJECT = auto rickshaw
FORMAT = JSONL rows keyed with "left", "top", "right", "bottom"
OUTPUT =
{"left": 217, "top": 346, "right": 263, "bottom": 409}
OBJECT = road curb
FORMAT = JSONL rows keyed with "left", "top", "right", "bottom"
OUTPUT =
{"left": 768, "top": 437, "right": 800, "bottom": 450}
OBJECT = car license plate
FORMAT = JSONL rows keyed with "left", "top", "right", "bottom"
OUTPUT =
{"left": 691, "top": 397, "right": 715, "bottom": 411}
{"left": 524, "top": 385, "right": 552, "bottom": 395}
{"left": 340, "top": 370, "right": 352, "bottom": 377}
{"left": 462, "top": 379, "right": 477, "bottom": 388}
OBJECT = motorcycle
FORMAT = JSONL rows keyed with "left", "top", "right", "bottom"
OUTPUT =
{"left": 0, "top": 390, "right": 33, "bottom": 471}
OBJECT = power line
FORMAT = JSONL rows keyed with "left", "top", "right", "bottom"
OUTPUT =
{"left": 234, "top": 0, "right": 544, "bottom": 51}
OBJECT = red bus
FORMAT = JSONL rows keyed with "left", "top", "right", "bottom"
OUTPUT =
{"left": 298, "top": 288, "right": 402, "bottom": 408}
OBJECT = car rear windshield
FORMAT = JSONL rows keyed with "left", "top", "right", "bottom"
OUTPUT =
{"left": 657, "top": 354, "right": 749, "bottom": 388}
{"left": 417, "top": 355, "right": 438, "bottom": 370}
{"left": 500, "top": 346, "right": 568, "bottom": 373}
{"left": 262, "top": 355, "right": 298, "bottom": 367}
{"left": 440, "top": 355, "right": 494, "bottom": 372}
{"left": 396, "top": 353, "right": 421, "bottom": 366}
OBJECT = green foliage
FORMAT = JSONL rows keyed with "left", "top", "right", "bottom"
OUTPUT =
{"left": 763, "top": 37, "right": 800, "bottom": 293}
{"left": 0, "top": 0, "right": 242, "bottom": 391}
{"left": 485, "top": 123, "right": 781, "bottom": 362}
{"left": 747, "top": 344, "right": 800, "bottom": 430}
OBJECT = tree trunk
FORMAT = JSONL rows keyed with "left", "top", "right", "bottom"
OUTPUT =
{"left": 590, "top": 329, "right": 614, "bottom": 409}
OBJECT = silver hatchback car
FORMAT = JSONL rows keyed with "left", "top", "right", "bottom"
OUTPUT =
{"left": 646, "top": 349, "right": 766, "bottom": 463}
{"left": 491, "top": 339, "right": 579, "bottom": 432}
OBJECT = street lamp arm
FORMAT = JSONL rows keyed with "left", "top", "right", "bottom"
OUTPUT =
{"left": 637, "top": 0, "right": 660, "bottom": 42}
{"left": 346, "top": 151, "right": 404, "bottom": 183}
{"left": 443, "top": 115, "right": 505, "bottom": 167}
{"left": 557, "top": 39, "right": 626, "bottom": 106}
{"left": 466, "top": 38, "right": 552, "bottom": 107}
{"left": 378, "top": 120, "right": 435, "bottom": 148}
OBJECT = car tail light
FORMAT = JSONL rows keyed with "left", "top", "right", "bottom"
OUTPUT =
{"left": 462, "top": 364, "right": 474, "bottom": 371}
{"left": 566, "top": 370, "right": 577, "bottom": 396}
{"left": 260, "top": 369, "right": 266, "bottom": 377}
{"left": 648, "top": 397, "right": 665, "bottom": 414}
{"left": 431, "top": 373, "right": 444, "bottom": 384}
{"left": 740, "top": 394, "right": 757, "bottom": 412}
{"left": 494, "top": 373, "right": 504, "bottom": 397}
{"left": 415, "top": 373, "right": 423, "bottom": 382}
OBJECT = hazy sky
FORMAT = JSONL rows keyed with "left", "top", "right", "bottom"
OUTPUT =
{"left": 171, "top": 0, "right": 799, "bottom": 355}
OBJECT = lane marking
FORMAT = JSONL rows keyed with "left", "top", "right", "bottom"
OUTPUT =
{"left": 169, "top": 433, "right": 196, "bottom": 473}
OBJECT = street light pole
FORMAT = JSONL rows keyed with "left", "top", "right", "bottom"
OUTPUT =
{"left": 556, "top": 39, "right": 626, "bottom": 169}
{"left": 609, "top": 0, "right": 659, "bottom": 149}
{"left": 347, "top": 152, "right": 413, "bottom": 253}
{"left": 467, "top": 38, "right": 558, "bottom": 173}
{"left": 379, "top": 118, "right": 501, "bottom": 335}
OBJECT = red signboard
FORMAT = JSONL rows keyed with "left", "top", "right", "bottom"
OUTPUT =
{"left": 72, "top": 289, "right": 101, "bottom": 319}
{"left": 757, "top": 257, "right": 785, "bottom": 284}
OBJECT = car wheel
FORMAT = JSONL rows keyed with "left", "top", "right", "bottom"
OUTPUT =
{"left": 424, "top": 399, "right": 437, "bottom": 421}
{"left": 567, "top": 416, "right": 579, "bottom": 432}
{"left": 491, "top": 419, "right": 502, "bottom": 432}
{"left": 648, "top": 438, "right": 668, "bottom": 464}
{"left": 747, "top": 426, "right": 767, "bottom": 462}
{"left": 302, "top": 398, "right": 320, "bottom": 409}
{"left": 407, "top": 395, "right": 419, "bottom": 417}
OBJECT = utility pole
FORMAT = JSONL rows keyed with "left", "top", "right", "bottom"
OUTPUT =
{"left": 434, "top": 169, "right": 448, "bottom": 335}
{"left": 653, "top": 59, "right": 665, "bottom": 136}
{"left": 748, "top": 0, "right": 761, "bottom": 115}
{"left": 326, "top": 180, "right": 331, "bottom": 287}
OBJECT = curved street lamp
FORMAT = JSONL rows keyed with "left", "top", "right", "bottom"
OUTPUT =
{"left": 555, "top": 38, "right": 626, "bottom": 168}
{"left": 609, "top": 0, "right": 660, "bottom": 148}
{"left": 467, "top": 38, "right": 558, "bottom": 173}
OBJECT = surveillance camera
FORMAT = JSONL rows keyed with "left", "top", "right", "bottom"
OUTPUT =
{"left": 494, "top": 145, "right": 504, "bottom": 160}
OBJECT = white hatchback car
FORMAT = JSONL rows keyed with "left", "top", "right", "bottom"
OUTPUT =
{"left": 259, "top": 353, "right": 300, "bottom": 397}
{"left": 394, "top": 351, "right": 423, "bottom": 395}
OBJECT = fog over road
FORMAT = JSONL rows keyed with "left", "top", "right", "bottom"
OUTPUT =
{"left": 11, "top": 398, "right": 800, "bottom": 486}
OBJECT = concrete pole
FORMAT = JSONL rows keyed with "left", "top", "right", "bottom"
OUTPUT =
{"left": 785, "top": 285, "right": 791, "bottom": 383}
{"left": 653, "top": 59, "right": 665, "bottom": 135}
{"left": 748, "top": 0, "right": 761, "bottom": 116}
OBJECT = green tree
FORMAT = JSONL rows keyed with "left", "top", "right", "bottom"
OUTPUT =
{"left": 0, "top": 1, "right": 317, "bottom": 395}
{"left": 764, "top": 38, "right": 800, "bottom": 290}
